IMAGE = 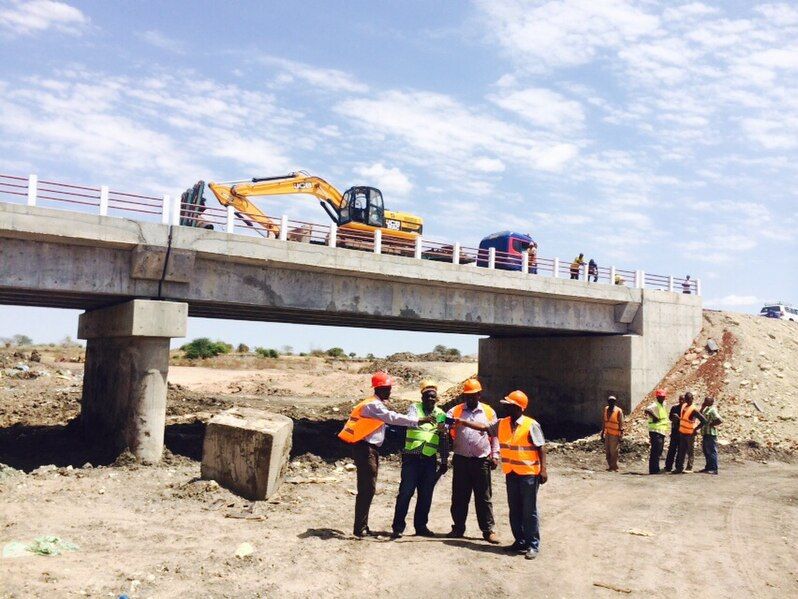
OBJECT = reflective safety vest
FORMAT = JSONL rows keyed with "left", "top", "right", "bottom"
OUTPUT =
{"left": 603, "top": 406, "right": 622, "bottom": 437}
{"left": 679, "top": 404, "right": 698, "bottom": 435}
{"left": 338, "top": 397, "right": 384, "bottom": 444}
{"left": 498, "top": 416, "right": 541, "bottom": 476}
{"left": 648, "top": 402, "right": 669, "bottom": 435}
{"left": 450, "top": 402, "right": 497, "bottom": 440}
{"left": 404, "top": 403, "right": 445, "bottom": 457}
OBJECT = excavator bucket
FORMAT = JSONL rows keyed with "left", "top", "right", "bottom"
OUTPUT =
{"left": 179, "top": 180, "right": 207, "bottom": 227}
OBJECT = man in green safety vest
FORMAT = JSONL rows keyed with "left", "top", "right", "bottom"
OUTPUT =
{"left": 391, "top": 379, "right": 448, "bottom": 539}
{"left": 644, "top": 389, "right": 670, "bottom": 474}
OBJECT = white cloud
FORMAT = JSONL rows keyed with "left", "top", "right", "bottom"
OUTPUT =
{"left": 138, "top": 30, "right": 184, "bottom": 54}
{"left": 472, "top": 157, "right": 505, "bottom": 173}
{"left": 352, "top": 163, "right": 413, "bottom": 196}
{"left": 0, "top": 0, "right": 87, "bottom": 35}
{"left": 257, "top": 55, "right": 368, "bottom": 93}
{"left": 477, "top": 0, "right": 659, "bottom": 69}
{"left": 489, "top": 87, "right": 585, "bottom": 132}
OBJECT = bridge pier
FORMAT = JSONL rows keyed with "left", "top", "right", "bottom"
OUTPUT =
{"left": 78, "top": 300, "right": 187, "bottom": 463}
{"left": 478, "top": 293, "right": 703, "bottom": 437}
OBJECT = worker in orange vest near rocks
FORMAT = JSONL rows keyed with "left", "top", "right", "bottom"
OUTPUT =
{"left": 338, "top": 371, "right": 435, "bottom": 538}
{"left": 672, "top": 391, "right": 707, "bottom": 474}
{"left": 600, "top": 395, "right": 624, "bottom": 472}
{"left": 454, "top": 389, "right": 547, "bottom": 560}
{"left": 445, "top": 378, "right": 500, "bottom": 544}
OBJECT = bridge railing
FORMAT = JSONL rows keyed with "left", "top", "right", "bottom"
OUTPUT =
{"left": 0, "top": 173, "right": 701, "bottom": 296}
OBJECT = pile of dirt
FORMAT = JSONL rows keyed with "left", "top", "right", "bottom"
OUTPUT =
{"left": 625, "top": 311, "right": 798, "bottom": 453}
{"left": 385, "top": 350, "right": 476, "bottom": 363}
{"left": 357, "top": 359, "right": 427, "bottom": 384}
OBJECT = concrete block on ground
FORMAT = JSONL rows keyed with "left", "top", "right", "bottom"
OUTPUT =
{"left": 201, "top": 407, "right": 293, "bottom": 500}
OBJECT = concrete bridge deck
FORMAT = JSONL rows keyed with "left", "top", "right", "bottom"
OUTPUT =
{"left": 0, "top": 202, "right": 703, "bottom": 459}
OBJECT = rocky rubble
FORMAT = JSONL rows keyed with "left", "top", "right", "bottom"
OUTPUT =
{"left": 625, "top": 311, "right": 798, "bottom": 454}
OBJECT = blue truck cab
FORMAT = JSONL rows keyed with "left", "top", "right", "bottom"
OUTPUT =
{"left": 476, "top": 231, "right": 535, "bottom": 271}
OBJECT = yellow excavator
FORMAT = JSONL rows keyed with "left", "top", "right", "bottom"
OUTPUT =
{"left": 180, "top": 172, "right": 423, "bottom": 251}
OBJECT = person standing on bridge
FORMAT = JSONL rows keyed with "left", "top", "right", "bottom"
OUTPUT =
{"left": 682, "top": 275, "right": 692, "bottom": 294}
{"left": 672, "top": 391, "right": 707, "bottom": 474}
{"left": 527, "top": 242, "right": 538, "bottom": 275}
{"left": 391, "top": 380, "right": 448, "bottom": 539}
{"left": 445, "top": 378, "right": 500, "bottom": 544}
{"left": 600, "top": 395, "right": 624, "bottom": 471}
{"left": 588, "top": 258, "right": 598, "bottom": 283}
{"left": 454, "top": 389, "right": 547, "bottom": 560}
{"left": 570, "top": 253, "right": 585, "bottom": 279}
{"left": 338, "top": 371, "right": 435, "bottom": 538}
{"left": 644, "top": 389, "right": 669, "bottom": 474}
{"left": 699, "top": 396, "right": 722, "bottom": 475}
{"left": 664, "top": 394, "right": 686, "bottom": 472}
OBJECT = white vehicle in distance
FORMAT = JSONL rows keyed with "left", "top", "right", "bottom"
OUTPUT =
{"left": 759, "top": 302, "right": 797, "bottom": 321}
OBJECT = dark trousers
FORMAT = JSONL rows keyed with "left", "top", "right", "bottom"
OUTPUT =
{"left": 506, "top": 473, "right": 540, "bottom": 550}
{"left": 665, "top": 431, "right": 679, "bottom": 470}
{"left": 702, "top": 435, "right": 719, "bottom": 472}
{"left": 648, "top": 432, "right": 665, "bottom": 474}
{"left": 451, "top": 454, "right": 495, "bottom": 534}
{"left": 352, "top": 442, "right": 379, "bottom": 535}
{"left": 392, "top": 454, "right": 438, "bottom": 534}
{"left": 674, "top": 432, "right": 696, "bottom": 472}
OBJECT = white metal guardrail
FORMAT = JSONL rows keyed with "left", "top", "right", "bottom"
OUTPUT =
{"left": 0, "top": 173, "right": 701, "bottom": 296}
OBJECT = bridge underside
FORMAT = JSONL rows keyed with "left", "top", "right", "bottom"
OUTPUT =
{"left": 0, "top": 203, "right": 703, "bottom": 462}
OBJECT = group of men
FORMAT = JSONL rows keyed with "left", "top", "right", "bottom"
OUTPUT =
{"left": 338, "top": 373, "right": 547, "bottom": 560}
{"left": 601, "top": 390, "right": 722, "bottom": 474}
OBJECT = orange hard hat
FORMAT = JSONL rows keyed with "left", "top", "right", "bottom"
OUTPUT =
{"left": 462, "top": 378, "right": 482, "bottom": 394}
{"left": 501, "top": 390, "right": 529, "bottom": 410}
{"left": 371, "top": 371, "right": 394, "bottom": 388}
{"left": 655, "top": 389, "right": 667, "bottom": 398}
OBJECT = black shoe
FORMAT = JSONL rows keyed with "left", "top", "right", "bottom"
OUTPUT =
{"left": 415, "top": 528, "right": 436, "bottom": 537}
{"left": 671, "top": 470, "right": 684, "bottom": 475}
{"left": 353, "top": 526, "right": 371, "bottom": 538}
{"left": 446, "top": 529, "right": 465, "bottom": 539}
{"left": 390, "top": 531, "right": 403, "bottom": 540}
{"left": 504, "top": 541, "right": 528, "bottom": 553}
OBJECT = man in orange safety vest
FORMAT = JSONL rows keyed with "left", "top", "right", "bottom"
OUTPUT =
{"left": 600, "top": 395, "right": 624, "bottom": 472}
{"left": 338, "top": 371, "right": 435, "bottom": 537}
{"left": 454, "top": 389, "right": 547, "bottom": 560}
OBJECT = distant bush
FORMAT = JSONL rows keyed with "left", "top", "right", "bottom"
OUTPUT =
{"left": 255, "top": 347, "right": 279, "bottom": 359}
{"left": 237, "top": 343, "right": 250, "bottom": 353}
{"left": 299, "top": 352, "right": 307, "bottom": 357}
{"left": 12, "top": 334, "right": 33, "bottom": 346}
{"left": 326, "top": 347, "right": 346, "bottom": 358}
{"left": 432, "top": 344, "right": 460, "bottom": 358}
{"left": 309, "top": 349, "right": 326, "bottom": 357}
{"left": 181, "top": 338, "right": 232, "bottom": 360}
{"left": 281, "top": 345, "right": 294, "bottom": 355}
{"left": 349, "top": 352, "right": 356, "bottom": 359}
{"left": 366, "top": 353, "right": 375, "bottom": 360}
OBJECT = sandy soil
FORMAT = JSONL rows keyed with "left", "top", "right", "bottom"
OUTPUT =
{"left": 2, "top": 453, "right": 796, "bottom": 598}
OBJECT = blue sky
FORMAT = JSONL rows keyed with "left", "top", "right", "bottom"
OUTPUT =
{"left": 0, "top": 0, "right": 796, "bottom": 355}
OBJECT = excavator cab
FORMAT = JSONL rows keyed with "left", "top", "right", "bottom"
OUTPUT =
{"left": 338, "top": 186, "right": 385, "bottom": 228}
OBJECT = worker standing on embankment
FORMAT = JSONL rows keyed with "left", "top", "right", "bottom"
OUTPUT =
{"left": 644, "top": 389, "right": 670, "bottom": 474}
{"left": 600, "top": 395, "right": 623, "bottom": 472}
{"left": 338, "top": 371, "right": 435, "bottom": 538}
{"left": 445, "top": 379, "right": 500, "bottom": 544}
{"left": 391, "top": 380, "right": 447, "bottom": 538}
{"left": 454, "top": 390, "right": 547, "bottom": 560}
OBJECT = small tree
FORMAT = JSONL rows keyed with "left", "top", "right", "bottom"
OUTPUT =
{"left": 366, "top": 353, "right": 375, "bottom": 360}
{"left": 446, "top": 347, "right": 461, "bottom": 358}
{"left": 281, "top": 345, "right": 294, "bottom": 356}
{"left": 12, "top": 334, "right": 33, "bottom": 346}
{"left": 433, "top": 344, "right": 447, "bottom": 354}
{"left": 349, "top": 352, "right": 357, "bottom": 359}
{"left": 181, "top": 338, "right": 232, "bottom": 360}
{"left": 237, "top": 343, "right": 250, "bottom": 353}
{"left": 326, "top": 347, "right": 346, "bottom": 358}
{"left": 255, "top": 347, "right": 279, "bottom": 358}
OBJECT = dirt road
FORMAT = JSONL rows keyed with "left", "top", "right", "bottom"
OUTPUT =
{"left": 2, "top": 454, "right": 796, "bottom": 598}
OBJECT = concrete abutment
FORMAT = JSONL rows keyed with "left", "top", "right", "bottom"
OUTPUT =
{"left": 78, "top": 300, "right": 187, "bottom": 463}
{"left": 478, "top": 292, "right": 703, "bottom": 437}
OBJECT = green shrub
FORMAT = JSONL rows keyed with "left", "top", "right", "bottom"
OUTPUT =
{"left": 237, "top": 343, "right": 250, "bottom": 353}
{"left": 255, "top": 347, "right": 279, "bottom": 358}
{"left": 181, "top": 338, "right": 232, "bottom": 360}
{"left": 326, "top": 347, "right": 346, "bottom": 358}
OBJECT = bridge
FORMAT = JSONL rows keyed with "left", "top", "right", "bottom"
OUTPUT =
{"left": 0, "top": 173, "right": 703, "bottom": 461}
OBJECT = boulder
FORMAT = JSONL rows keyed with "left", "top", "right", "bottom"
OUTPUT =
{"left": 201, "top": 407, "right": 293, "bottom": 500}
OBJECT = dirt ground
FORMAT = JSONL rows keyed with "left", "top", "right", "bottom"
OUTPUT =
{"left": 2, "top": 313, "right": 798, "bottom": 597}
{"left": 2, "top": 451, "right": 796, "bottom": 598}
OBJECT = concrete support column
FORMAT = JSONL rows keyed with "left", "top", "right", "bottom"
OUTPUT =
{"left": 78, "top": 300, "right": 188, "bottom": 463}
